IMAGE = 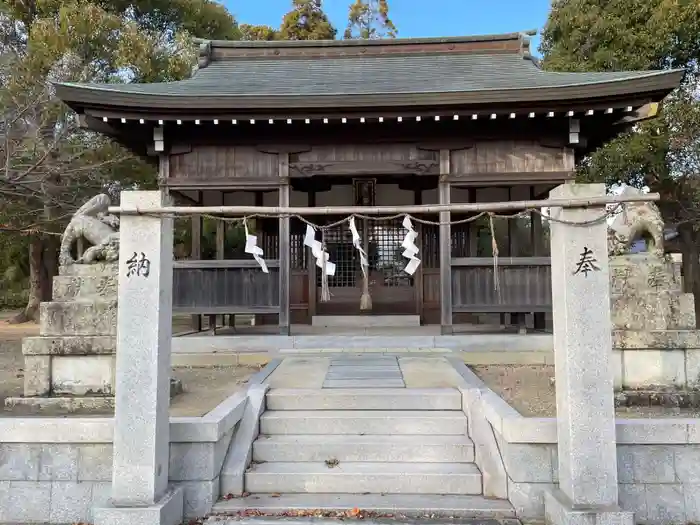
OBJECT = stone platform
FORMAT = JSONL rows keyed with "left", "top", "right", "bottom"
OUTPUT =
{"left": 7, "top": 262, "right": 119, "bottom": 410}
{"left": 172, "top": 325, "right": 554, "bottom": 354}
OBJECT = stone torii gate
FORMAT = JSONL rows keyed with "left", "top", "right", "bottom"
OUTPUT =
{"left": 94, "top": 183, "right": 652, "bottom": 525}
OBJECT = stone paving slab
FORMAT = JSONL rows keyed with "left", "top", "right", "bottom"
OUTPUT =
{"left": 323, "top": 365, "right": 399, "bottom": 371}
{"left": 322, "top": 378, "right": 406, "bottom": 388}
{"left": 329, "top": 357, "right": 399, "bottom": 365}
{"left": 399, "top": 356, "right": 466, "bottom": 388}
{"left": 323, "top": 356, "right": 405, "bottom": 388}
{"left": 266, "top": 357, "right": 330, "bottom": 389}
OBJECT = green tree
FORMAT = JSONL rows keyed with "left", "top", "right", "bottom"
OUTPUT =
{"left": 343, "top": 0, "right": 396, "bottom": 39}
{"left": 239, "top": 23, "right": 278, "bottom": 41}
{"left": 540, "top": 0, "right": 700, "bottom": 321}
{"left": 0, "top": 0, "right": 239, "bottom": 322}
{"left": 279, "top": 0, "right": 336, "bottom": 41}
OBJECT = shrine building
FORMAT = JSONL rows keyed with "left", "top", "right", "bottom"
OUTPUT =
{"left": 55, "top": 31, "right": 683, "bottom": 336}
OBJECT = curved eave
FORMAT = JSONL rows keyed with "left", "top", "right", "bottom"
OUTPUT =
{"left": 55, "top": 70, "right": 685, "bottom": 114}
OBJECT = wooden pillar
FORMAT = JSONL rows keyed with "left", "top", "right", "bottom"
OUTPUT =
{"left": 467, "top": 188, "right": 476, "bottom": 257}
{"left": 414, "top": 188, "right": 424, "bottom": 321}
{"left": 307, "top": 190, "right": 317, "bottom": 322}
{"left": 216, "top": 192, "right": 225, "bottom": 260}
{"left": 279, "top": 155, "right": 291, "bottom": 335}
{"left": 507, "top": 186, "right": 525, "bottom": 332}
{"left": 209, "top": 191, "right": 225, "bottom": 332}
{"left": 249, "top": 192, "right": 264, "bottom": 327}
{"left": 530, "top": 185, "right": 544, "bottom": 255}
{"left": 531, "top": 185, "right": 547, "bottom": 331}
{"left": 439, "top": 150, "right": 453, "bottom": 335}
{"left": 190, "top": 190, "right": 202, "bottom": 332}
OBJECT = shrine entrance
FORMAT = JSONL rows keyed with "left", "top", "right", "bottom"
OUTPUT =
{"left": 315, "top": 216, "right": 417, "bottom": 315}
{"left": 312, "top": 178, "right": 418, "bottom": 316}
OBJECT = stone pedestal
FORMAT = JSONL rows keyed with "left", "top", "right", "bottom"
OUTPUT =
{"left": 611, "top": 254, "right": 700, "bottom": 388}
{"left": 546, "top": 183, "right": 632, "bottom": 525}
{"left": 5, "top": 262, "right": 118, "bottom": 411}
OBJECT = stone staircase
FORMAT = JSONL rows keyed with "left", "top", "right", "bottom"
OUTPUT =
{"left": 212, "top": 388, "right": 515, "bottom": 519}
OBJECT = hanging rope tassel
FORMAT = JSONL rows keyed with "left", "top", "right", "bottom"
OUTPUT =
{"left": 320, "top": 229, "right": 331, "bottom": 303}
{"left": 303, "top": 223, "right": 334, "bottom": 303}
{"left": 355, "top": 217, "right": 372, "bottom": 311}
{"left": 489, "top": 213, "right": 501, "bottom": 298}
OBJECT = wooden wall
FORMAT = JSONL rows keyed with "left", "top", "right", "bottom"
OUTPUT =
{"left": 169, "top": 146, "right": 279, "bottom": 184}
{"left": 166, "top": 141, "right": 572, "bottom": 185}
{"left": 450, "top": 141, "right": 575, "bottom": 174}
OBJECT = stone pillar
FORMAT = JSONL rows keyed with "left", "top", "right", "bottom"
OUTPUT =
{"left": 94, "top": 191, "right": 183, "bottom": 525}
{"left": 545, "top": 183, "right": 631, "bottom": 525}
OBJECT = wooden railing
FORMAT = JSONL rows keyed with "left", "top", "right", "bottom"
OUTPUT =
{"left": 451, "top": 257, "right": 552, "bottom": 312}
{"left": 172, "top": 260, "right": 280, "bottom": 314}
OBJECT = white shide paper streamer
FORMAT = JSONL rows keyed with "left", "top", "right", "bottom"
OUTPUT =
{"left": 244, "top": 220, "right": 268, "bottom": 273}
{"left": 348, "top": 216, "right": 369, "bottom": 277}
{"left": 401, "top": 215, "right": 421, "bottom": 275}
{"left": 303, "top": 224, "right": 336, "bottom": 277}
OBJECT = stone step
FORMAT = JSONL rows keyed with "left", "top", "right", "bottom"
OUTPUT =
{"left": 266, "top": 388, "right": 462, "bottom": 411}
{"left": 211, "top": 493, "right": 514, "bottom": 519}
{"left": 312, "top": 315, "right": 420, "bottom": 328}
{"left": 39, "top": 299, "right": 117, "bottom": 336}
{"left": 325, "top": 369, "right": 402, "bottom": 379}
{"left": 253, "top": 434, "right": 475, "bottom": 463}
{"left": 322, "top": 378, "right": 406, "bottom": 388}
{"left": 260, "top": 410, "right": 468, "bottom": 435}
{"left": 53, "top": 274, "right": 117, "bottom": 300}
{"left": 245, "top": 462, "right": 482, "bottom": 495}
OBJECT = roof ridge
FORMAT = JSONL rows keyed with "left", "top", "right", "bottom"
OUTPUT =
{"left": 194, "top": 30, "right": 537, "bottom": 50}
{"left": 196, "top": 31, "right": 538, "bottom": 68}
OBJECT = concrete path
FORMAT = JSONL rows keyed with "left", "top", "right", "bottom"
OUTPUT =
{"left": 266, "top": 357, "right": 330, "bottom": 389}
{"left": 264, "top": 356, "right": 468, "bottom": 390}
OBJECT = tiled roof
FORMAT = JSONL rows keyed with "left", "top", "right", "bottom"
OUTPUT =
{"left": 63, "top": 54, "right": 671, "bottom": 97}
{"left": 54, "top": 32, "right": 685, "bottom": 112}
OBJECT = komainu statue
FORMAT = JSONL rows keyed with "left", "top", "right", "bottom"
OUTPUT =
{"left": 59, "top": 194, "right": 120, "bottom": 266}
{"left": 607, "top": 186, "right": 665, "bottom": 257}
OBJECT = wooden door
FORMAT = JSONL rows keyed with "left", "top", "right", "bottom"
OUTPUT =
{"left": 366, "top": 217, "right": 415, "bottom": 314}
{"left": 315, "top": 217, "right": 417, "bottom": 315}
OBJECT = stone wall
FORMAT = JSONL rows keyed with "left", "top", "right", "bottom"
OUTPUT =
{"left": 0, "top": 392, "right": 245, "bottom": 523}
{"left": 0, "top": 441, "right": 112, "bottom": 523}
{"left": 0, "top": 426, "right": 236, "bottom": 523}
{"left": 456, "top": 362, "right": 700, "bottom": 525}
{"left": 494, "top": 430, "right": 700, "bottom": 524}
{"left": 0, "top": 358, "right": 280, "bottom": 523}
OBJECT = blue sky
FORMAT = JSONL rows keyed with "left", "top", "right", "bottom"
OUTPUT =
{"left": 223, "top": 0, "right": 552, "bottom": 55}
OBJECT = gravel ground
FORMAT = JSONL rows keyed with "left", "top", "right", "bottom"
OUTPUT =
{"left": 472, "top": 364, "right": 700, "bottom": 419}
{"left": 0, "top": 312, "right": 262, "bottom": 417}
